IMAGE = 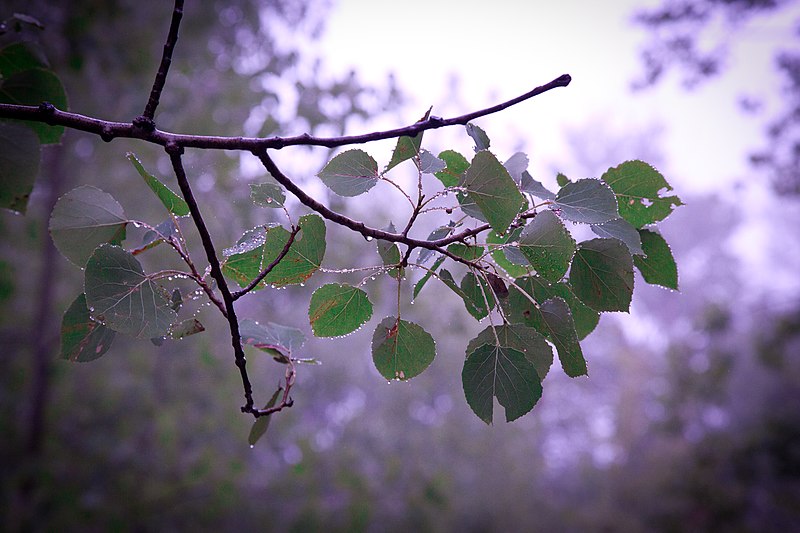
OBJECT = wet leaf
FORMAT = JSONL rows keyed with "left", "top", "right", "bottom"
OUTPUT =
{"left": 435, "top": 149, "right": 469, "bottom": 187}
{"left": 569, "top": 238, "right": 634, "bottom": 312}
{"left": 250, "top": 180, "right": 286, "bottom": 208}
{"left": 240, "top": 318, "right": 305, "bottom": 358}
{"left": 518, "top": 210, "right": 576, "bottom": 281}
{"left": 460, "top": 150, "right": 526, "bottom": 233}
{"left": 127, "top": 153, "right": 190, "bottom": 216}
{"left": 507, "top": 276, "right": 599, "bottom": 340}
{"left": 60, "top": 293, "right": 115, "bottom": 362}
{"left": 308, "top": 283, "right": 373, "bottom": 337}
{"left": 466, "top": 323, "right": 553, "bottom": 380}
{"left": 318, "top": 149, "right": 378, "bottom": 196}
{"left": 0, "top": 67, "right": 68, "bottom": 144}
{"left": 248, "top": 386, "right": 283, "bottom": 446}
{"left": 465, "top": 122, "right": 490, "bottom": 151}
{"left": 634, "top": 229, "right": 678, "bottom": 290}
{"left": 49, "top": 186, "right": 127, "bottom": 267}
{"left": 539, "top": 297, "right": 587, "bottom": 377}
{"left": 591, "top": 218, "right": 644, "bottom": 255}
{"left": 372, "top": 317, "right": 435, "bottom": 381}
{"left": 553, "top": 178, "right": 618, "bottom": 224}
{"left": 600, "top": 160, "right": 683, "bottom": 228}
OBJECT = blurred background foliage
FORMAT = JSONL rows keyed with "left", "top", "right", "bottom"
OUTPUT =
{"left": 1, "top": 0, "right": 799, "bottom": 531}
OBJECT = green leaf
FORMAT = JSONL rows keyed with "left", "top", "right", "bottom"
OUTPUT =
{"left": 465, "top": 122, "right": 490, "bottom": 151}
{"left": 520, "top": 171, "right": 556, "bottom": 201}
{"left": 49, "top": 186, "right": 127, "bottom": 267}
{"left": 0, "top": 42, "right": 48, "bottom": 77}
{"left": 84, "top": 245, "right": 177, "bottom": 339}
{"left": 600, "top": 160, "right": 683, "bottom": 228}
{"left": 503, "top": 152, "right": 529, "bottom": 184}
{"left": 248, "top": 386, "right": 282, "bottom": 446}
{"left": 591, "top": 218, "right": 644, "bottom": 255}
{"left": 506, "top": 276, "right": 600, "bottom": 340}
{"left": 460, "top": 150, "right": 526, "bottom": 233}
{"left": 417, "top": 225, "right": 452, "bottom": 264}
{"left": 0, "top": 68, "right": 68, "bottom": 144}
{"left": 60, "top": 293, "right": 115, "bottom": 362}
{"left": 317, "top": 149, "right": 379, "bottom": 196}
{"left": 413, "top": 256, "right": 445, "bottom": 300}
{"left": 240, "top": 318, "right": 305, "bottom": 358}
{"left": 139, "top": 219, "right": 178, "bottom": 254}
{"left": 539, "top": 297, "right": 587, "bottom": 377}
{"left": 569, "top": 238, "right": 634, "bottom": 312}
{"left": 487, "top": 229, "right": 531, "bottom": 278}
{"left": 435, "top": 150, "right": 469, "bottom": 187}
{"left": 417, "top": 149, "right": 446, "bottom": 174}
{"left": 386, "top": 134, "right": 422, "bottom": 172}
{"left": 556, "top": 172, "right": 571, "bottom": 187}
{"left": 554, "top": 178, "right": 618, "bottom": 224}
{"left": 447, "top": 243, "right": 484, "bottom": 262}
{"left": 462, "top": 344, "right": 542, "bottom": 424}
{"left": 634, "top": 229, "right": 678, "bottom": 290}
{"left": 437, "top": 269, "right": 488, "bottom": 320}
{"left": 126, "top": 152, "right": 190, "bottom": 217}
{"left": 222, "top": 214, "right": 326, "bottom": 289}
{"left": 460, "top": 272, "right": 495, "bottom": 320}
{"left": 0, "top": 122, "right": 39, "bottom": 214}
{"left": 169, "top": 318, "right": 205, "bottom": 339}
{"left": 308, "top": 283, "right": 373, "bottom": 337}
{"left": 466, "top": 323, "right": 553, "bottom": 380}
{"left": 250, "top": 180, "right": 286, "bottom": 208}
{"left": 518, "top": 210, "right": 576, "bottom": 281}
{"left": 376, "top": 222, "right": 403, "bottom": 279}
{"left": 372, "top": 317, "right": 436, "bottom": 381}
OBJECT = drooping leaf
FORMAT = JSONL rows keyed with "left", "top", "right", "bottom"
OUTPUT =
{"left": 417, "top": 225, "right": 452, "bottom": 264}
{"left": 0, "top": 68, "right": 68, "bottom": 144}
{"left": 506, "top": 276, "right": 600, "bottom": 340}
{"left": 460, "top": 150, "right": 526, "bottom": 233}
{"left": 600, "top": 160, "right": 683, "bottom": 228}
{"left": 371, "top": 317, "right": 435, "bottom": 381}
{"left": 520, "top": 171, "right": 556, "bottom": 201}
{"left": 465, "top": 122, "right": 490, "bottom": 151}
{"left": 386, "top": 134, "right": 422, "bottom": 172}
{"left": 248, "top": 386, "right": 283, "bottom": 446}
{"left": 434, "top": 150, "right": 469, "bottom": 187}
{"left": 634, "top": 229, "right": 679, "bottom": 290}
{"left": 462, "top": 344, "right": 542, "bottom": 424}
{"left": 49, "top": 186, "right": 128, "bottom": 267}
{"left": 138, "top": 219, "right": 178, "bottom": 255}
{"left": 84, "top": 244, "right": 176, "bottom": 339}
{"left": 250, "top": 180, "right": 286, "bottom": 208}
{"left": 487, "top": 228, "right": 530, "bottom": 278}
{"left": 539, "top": 297, "right": 587, "bottom": 377}
{"left": 169, "top": 318, "right": 205, "bottom": 339}
{"left": 447, "top": 243, "right": 484, "bottom": 262}
{"left": 376, "top": 222, "right": 403, "bottom": 279}
{"left": 556, "top": 172, "right": 571, "bottom": 187}
{"left": 0, "top": 122, "right": 39, "bottom": 214}
{"left": 503, "top": 152, "right": 529, "bottom": 184}
{"left": 0, "top": 42, "right": 48, "bottom": 77}
{"left": 417, "top": 149, "right": 446, "bottom": 174}
{"left": 308, "top": 283, "right": 373, "bottom": 337}
{"left": 460, "top": 271, "right": 495, "bottom": 320}
{"left": 518, "top": 210, "right": 576, "bottom": 281}
{"left": 553, "top": 178, "right": 618, "bottom": 224}
{"left": 222, "top": 214, "right": 326, "bottom": 289}
{"left": 466, "top": 323, "right": 553, "bottom": 380}
{"left": 591, "top": 218, "right": 644, "bottom": 255}
{"left": 126, "top": 152, "right": 190, "bottom": 216}
{"left": 413, "top": 256, "right": 445, "bottom": 300}
{"left": 457, "top": 190, "right": 488, "bottom": 222}
{"left": 317, "top": 149, "right": 379, "bottom": 196}
{"left": 569, "top": 238, "right": 634, "bottom": 312}
{"left": 239, "top": 318, "right": 306, "bottom": 358}
{"left": 437, "top": 269, "right": 487, "bottom": 319}
{"left": 60, "top": 293, "right": 115, "bottom": 362}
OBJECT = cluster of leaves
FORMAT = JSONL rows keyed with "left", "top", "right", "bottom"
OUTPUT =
{"left": 0, "top": 9, "right": 682, "bottom": 439}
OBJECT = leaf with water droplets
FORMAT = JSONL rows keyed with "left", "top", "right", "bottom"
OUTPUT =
{"left": 417, "top": 149, "right": 446, "bottom": 174}
{"left": 460, "top": 150, "right": 526, "bottom": 234}
{"left": 371, "top": 316, "right": 435, "bottom": 381}
{"left": 240, "top": 318, "right": 306, "bottom": 358}
{"left": 466, "top": 323, "right": 553, "bottom": 380}
{"left": 308, "top": 283, "right": 373, "bottom": 338}
{"left": 250, "top": 181, "right": 286, "bottom": 208}
{"left": 49, "top": 186, "right": 128, "bottom": 267}
{"left": 487, "top": 228, "right": 530, "bottom": 278}
{"left": 460, "top": 272, "right": 495, "bottom": 320}
{"left": 591, "top": 218, "right": 643, "bottom": 255}
{"left": 127, "top": 152, "right": 190, "bottom": 217}
{"left": 0, "top": 122, "right": 39, "bottom": 214}
{"left": 520, "top": 171, "right": 556, "bottom": 201}
{"left": 248, "top": 386, "right": 282, "bottom": 446}
{"left": 0, "top": 68, "right": 68, "bottom": 144}
{"left": 518, "top": 210, "right": 576, "bottom": 281}
{"left": 318, "top": 149, "right": 379, "bottom": 196}
{"left": 170, "top": 318, "right": 205, "bottom": 339}
{"left": 465, "top": 123, "right": 490, "bottom": 152}
{"left": 503, "top": 152, "right": 529, "bottom": 184}
{"left": 417, "top": 225, "right": 452, "bottom": 265}
{"left": 447, "top": 243, "right": 484, "bottom": 262}
{"left": 539, "top": 297, "right": 587, "bottom": 377}
{"left": 462, "top": 344, "right": 542, "bottom": 424}
{"left": 413, "top": 256, "right": 445, "bottom": 300}
{"left": 60, "top": 293, "right": 115, "bottom": 362}
{"left": 85, "top": 244, "right": 177, "bottom": 339}
{"left": 634, "top": 229, "right": 678, "bottom": 290}
{"left": 600, "top": 160, "right": 683, "bottom": 228}
{"left": 553, "top": 178, "right": 618, "bottom": 224}
{"left": 569, "top": 238, "right": 634, "bottom": 312}
{"left": 222, "top": 214, "right": 326, "bottom": 289}
{"left": 435, "top": 150, "right": 469, "bottom": 187}
{"left": 376, "top": 222, "right": 403, "bottom": 279}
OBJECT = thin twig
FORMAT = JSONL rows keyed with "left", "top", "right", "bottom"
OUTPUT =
{"left": 231, "top": 225, "right": 301, "bottom": 300}
{"left": 138, "top": 0, "right": 184, "bottom": 126}
{"left": 0, "top": 74, "right": 571, "bottom": 149}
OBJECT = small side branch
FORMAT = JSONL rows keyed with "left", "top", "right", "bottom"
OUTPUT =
{"left": 232, "top": 225, "right": 300, "bottom": 301}
{"left": 137, "top": 0, "right": 184, "bottom": 127}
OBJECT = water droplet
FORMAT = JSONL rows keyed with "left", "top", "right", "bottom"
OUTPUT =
{"left": 249, "top": 444, "right": 254, "bottom": 449}
{"left": 365, "top": 236, "right": 374, "bottom": 242}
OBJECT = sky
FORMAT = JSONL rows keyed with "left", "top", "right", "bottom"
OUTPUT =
{"left": 317, "top": 0, "right": 800, "bottom": 297}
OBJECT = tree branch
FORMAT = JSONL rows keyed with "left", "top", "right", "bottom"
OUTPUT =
{"left": 0, "top": 74, "right": 570, "bottom": 149}
{"left": 231, "top": 225, "right": 301, "bottom": 301}
{"left": 137, "top": 0, "right": 184, "bottom": 128}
